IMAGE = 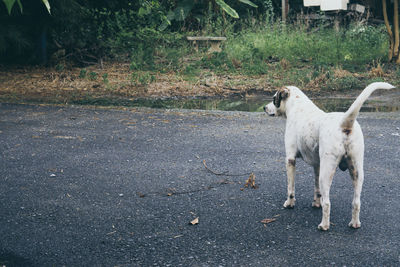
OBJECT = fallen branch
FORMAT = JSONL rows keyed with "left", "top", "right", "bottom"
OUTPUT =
{"left": 202, "top": 160, "right": 252, "bottom": 177}
{"left": 203, "top": 160, "right": 227, "bottom": 175}
{"left": 136, "top": 178, "right": 237, "bottom": 198}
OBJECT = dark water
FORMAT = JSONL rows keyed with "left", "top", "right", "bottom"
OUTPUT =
{"left": 73, "top": 96, "right": 400, "bottom": 113}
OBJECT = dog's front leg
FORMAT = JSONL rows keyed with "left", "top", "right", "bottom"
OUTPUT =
{"left": 283, "top": 157, "right": 296, "bottom": 208}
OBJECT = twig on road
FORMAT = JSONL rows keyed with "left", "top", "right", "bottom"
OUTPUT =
{"left": 202, "top": 159, "right": 252, "bottom": 177}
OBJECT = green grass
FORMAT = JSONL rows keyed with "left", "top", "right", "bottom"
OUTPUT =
{"left": 224, "top": 23, "right": 388, "bottom": 73}
{"left": 127, "top": 21, "right": 390, "bottom": 91}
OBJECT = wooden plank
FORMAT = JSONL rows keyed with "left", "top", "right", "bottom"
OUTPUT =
{"left": 186, "top": 36, "right": 226, "bottom": 41}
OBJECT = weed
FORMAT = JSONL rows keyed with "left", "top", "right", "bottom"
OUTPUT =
{"left": 201, "top": 52, "right": 234, "bottom": 72}
{"left": 139, "top": 73, "right": 149, "bottom": 85}
{"left": 366, "top": 77, "right": 385, "bottom": 84}
{"left": 79, "top": 69, "right": 87, "bottom": 79}
{"left": 323, "top": 75, "right": 362, "bottom": 91}
{"left": 280, "top": 58, "right": 290, "bottom": 70}
{"left": 182, "top": 63, "right": 201, "bottom": 80}
{"left": 164, "top": 49, "right": 182, "bottom": 71}
{"left": 242, "top": 61, "right": 269, "bottom": 75}
{"left": 131, "top": 72, "right": 139, "bottom": 85}
{"left": 89, "top": 71, "right": 98, "bottom": 81}
{"left": 369, "top": 61, "right": 385, "bottom": 78}
{"left": 102, "top": 73, "right": 109, "bottom": 84}
{"left": 130, "top": 61, "right": 139, "bottom": 70}
{"left": 131, "top": 71, "right": 155, "bottom": 86}
{"left": 56, "top": 63, "right": 65, "bottom": 71}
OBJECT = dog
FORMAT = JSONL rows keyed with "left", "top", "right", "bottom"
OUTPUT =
{"left": 264, "top": 82, "right": 395, "bottom": 230}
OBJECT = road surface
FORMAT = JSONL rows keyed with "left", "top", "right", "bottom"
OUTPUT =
{"left": 0, "top": 103, "right": 399, "bottom": 266}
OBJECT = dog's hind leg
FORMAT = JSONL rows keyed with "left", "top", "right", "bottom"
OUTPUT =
{"left": 318, "top": 157, "right": 337, "bottom": 231}
{"left": 348, "top": 157, "right": 364, "bottom": 229}
{"left": 312, "top": 165, "right": 321, "bottom": 208}
{"left": 283, "top": 157, "right": 296, "bottom": 208}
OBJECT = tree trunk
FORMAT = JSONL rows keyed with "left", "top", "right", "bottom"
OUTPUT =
{"left": 394, "top": 0, "right": 400, "bottom": 63}
{"left": 282, "top": 0, "right": 288, "bottom": 22}
{"left": 394, "top": 0, "right": 400, "bottom": 62}
{"left": 382, "top": 0, "right": 394, "bottom": 61}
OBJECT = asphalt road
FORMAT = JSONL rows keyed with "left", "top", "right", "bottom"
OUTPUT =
{"left": 0, "top": 103, "right": 399, "bottom": 266}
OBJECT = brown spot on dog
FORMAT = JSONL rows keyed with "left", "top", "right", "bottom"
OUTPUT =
{"left": 343, "top": 128, "right": 352, "bottom": 135}
{"left": 347, "top": 159, "right": 358, "bottom": 180}
{"left": 288, "top": 159, "right": 296, "bottom": 166}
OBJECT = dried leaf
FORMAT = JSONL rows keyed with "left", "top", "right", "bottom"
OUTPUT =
{"left": 261, "top": 218, "right": 276, "bottom": 224}
{"left": 190, "top": 217, "right": 199, "bottom": 225}
{"left": 167, "top": 188, "right": 176, "bottom": 196}
{"left": 244, "top": 173, "right": 258, "bottom": 189}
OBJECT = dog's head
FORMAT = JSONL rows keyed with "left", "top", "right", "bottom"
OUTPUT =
{"left": 264, "top": 87, "right": 289, "bottom": 117}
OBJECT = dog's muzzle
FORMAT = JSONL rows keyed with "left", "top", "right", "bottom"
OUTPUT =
{"left": 264, "top": 103, "right": 276, "bottom": 116}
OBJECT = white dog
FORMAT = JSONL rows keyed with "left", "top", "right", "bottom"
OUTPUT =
{"left": 264, "top": 82, "right": 395, "bottom": 230}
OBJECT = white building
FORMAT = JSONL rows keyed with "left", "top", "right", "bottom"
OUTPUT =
{"left": 304, "top": 0, "right": 349, "bottom": 11}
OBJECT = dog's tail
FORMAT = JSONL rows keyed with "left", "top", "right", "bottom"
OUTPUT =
{"left": 341, "top": 82, "right": 395, "bottom": 130}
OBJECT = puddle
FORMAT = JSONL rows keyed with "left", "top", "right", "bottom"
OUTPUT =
{"left": 73, "top": 96, "right": 400, "bottom": 113}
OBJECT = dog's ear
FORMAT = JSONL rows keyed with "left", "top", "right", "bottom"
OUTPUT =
{"left": 273, "top": 87, "right": 289, "bottom": 108}
{"left": 280, "top": 88, "right": 289, "bottom": 100}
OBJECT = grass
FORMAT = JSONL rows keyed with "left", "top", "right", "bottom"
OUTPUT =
{"left": 140, "top": 21, "right": 391, "bottom": 92}
{"left": 223, "top": 23, "right": 387, "bottom": 72}
{"left": 0, "top": 21, "right": 396, "bottom": 105}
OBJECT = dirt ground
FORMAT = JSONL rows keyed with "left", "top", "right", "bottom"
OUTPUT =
{"left": 0, "top": 62, "right": 276, "bottom": 104}
{"left": 1, "top": 62, "right": 397, "bottom": 106}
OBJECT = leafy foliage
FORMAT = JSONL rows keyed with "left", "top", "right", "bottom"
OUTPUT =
{"left": 0, "top": 0, "right": 389, "bottom": 71}
{"left": 2, "top": 0, "right": 50, "bottom": 14}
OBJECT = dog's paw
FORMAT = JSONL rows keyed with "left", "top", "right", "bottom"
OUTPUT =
{"left": 348, "top": 220, "right": 361, "bottom": 229}
{"left": 312, "top": 201, "right": 321, "bottom": 208}
{"left": 318, "top": 223, "right": 330, "bottom": 231}
{"left": 283, "top": 199, "right": 295, "bottom": 208}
